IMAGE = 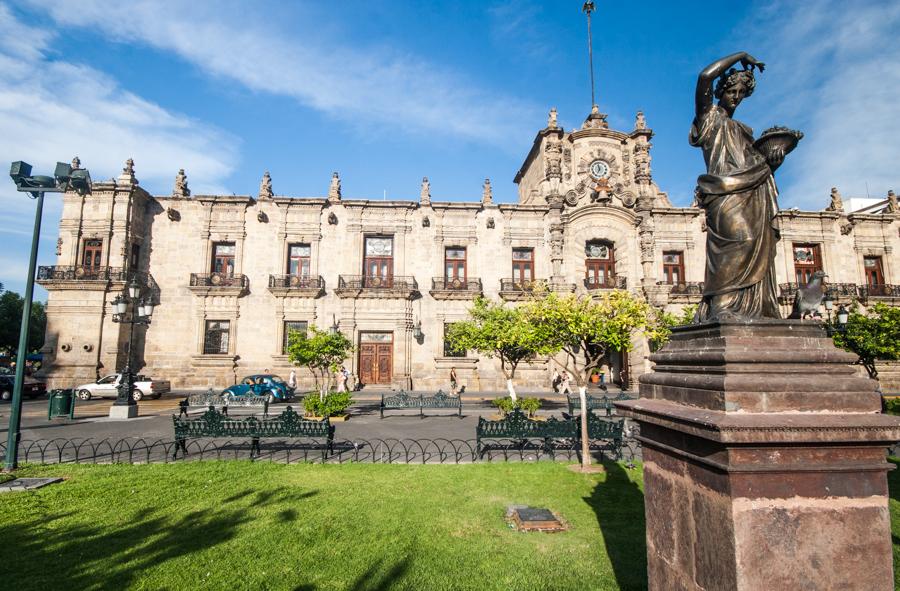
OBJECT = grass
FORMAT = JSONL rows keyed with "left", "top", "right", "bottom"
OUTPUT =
{"left": 2, "top": 459, "right": 898, "bottom": 590}
{"left": 0, "top": 462, "right": 647, "bottom": 591}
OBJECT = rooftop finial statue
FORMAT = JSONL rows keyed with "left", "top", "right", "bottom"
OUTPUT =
{"left": 691, "top": 52, "right": 802, "bottom": 322}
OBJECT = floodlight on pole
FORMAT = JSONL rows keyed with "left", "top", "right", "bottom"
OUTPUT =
{"left": 4, "top": 160, "right": 91, "bottom": 471}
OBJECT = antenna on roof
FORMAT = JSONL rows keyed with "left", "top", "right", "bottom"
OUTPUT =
{"left": 865, "top": 181, "right": 870, "bottom": 199}
{"left": 582, "top": 1, "right": 597, "bottom": 109}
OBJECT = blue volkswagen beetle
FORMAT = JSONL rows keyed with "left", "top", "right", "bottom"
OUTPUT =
{"left": 223, "top": 374, "right": 295, "bottom": 403}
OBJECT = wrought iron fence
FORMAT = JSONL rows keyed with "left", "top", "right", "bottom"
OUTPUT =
{"left": 583, "top": 276, "right": 627, "bottom": 290}
{"left": 337, "top": 275, "right": 418, "bottom": 291}
{"left": 860, "top": 284, "right": 900, "bottom": 299}
{"left": 431, "top": 277, "right": 482, "bottom": 292}
{"left": 500, "top": 278, "right": 548, "bottom": 292}
{"left": 268, "top": 274, "right": 325, "bottom": 290}
{"left": 664, "top": 281, "right": 704, "bottom": 295}
{"left": 189, "top": 272, "right": 249, "bottom": 288}
{"left": 2, "top": 436, "right": 641, "bottom": 465}
{"left": 780, "top": 282, "right": 865, "bottom": 299}
{"left": 37, "top": 265, "right": 124, "bottom": 282}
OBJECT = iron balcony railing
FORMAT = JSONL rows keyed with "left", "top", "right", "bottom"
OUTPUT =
{"left": 583, "top": 276, "right": 627, "bottom": 290}
{"left": 662, "top": 281, "right": 704, "bottom": 295}
{"left": 500, "top": 278, "right": 547, "bottom": 292}
{"left": 36, "top": 265, "right": 124, "bottom": 282}
{"left": 338, "top": 275, "right": 418, "bottom": 291}
{"left": 780, "top": 282, "right": 862, "bottom": 299}
{"left": 859, "top": 284, "right": 900, "bottom": 299}
{"left": 431, "top": 277, "right": 482, "bottom": 292}
{"left": 189, "top": 272, "right": 249, "bottom": 288}
{"left": 268, "top": 274, "right": 325, "bottom": 290}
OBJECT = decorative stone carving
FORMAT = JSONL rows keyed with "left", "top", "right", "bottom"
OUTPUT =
{"left": 486, "top": 217, "right": 495, "bottom": 229}
{"left": 117, "top": 158, "right": 137, "bottom": 186}
{"left": 547, "top": 107, "right": 558, "bottom": 129}
{"left": 71, "top": 156, "right": 81, "bottom": 170}
{"left": 420, "top": 177, "right": 431, "bottom": 205}
{"left": 544, "top": 137, "right": 562, "bottom": 180}
{"left": 327, "top": 212, "right": 338, "bottom": 225}
{"left": 581, "top": 104, "right": 609, "bottom": 130}
{"left": 55, "top": 237, "right": 62, "bottom": 256}
{"left": 259, "top": 171, "right": 273, "bottom": 200}
{"left": 422, "top": 216, "right": 430, "bottom": 227}
{"left": 633, "top": 143, "right": 652, "bottom": 184}
{"left": 634, "top": 110, "right": 646, "bottom": 131}
{"left": 173, "top": 168, "right": 190, "bottom": 197}
{"left": 825, "top": 186, "right": 843, "bottom": 212}
{"left": 887, "top": 190, "right": 898, "bottom": 213}
{"left": 562, "top": 148, "right": 572, "bottom": 181}
{"left": 840, "top": 222, "right": 854, "bottom": 235}
{"left": 482, "top": 178, "right": 493, "bottom": 205}
{"left": 328, "top": 172, "right": 341, "bottom": 203}
{"left": 166, "top": 207, "right": 180, "bottom": 221}
{"left": 257, "top": 211, "right": 268, "bottom": 223}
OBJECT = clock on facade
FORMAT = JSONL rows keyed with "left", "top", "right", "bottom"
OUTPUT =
{"left": 589, "top": 159, "right": 611, "bottom": 180}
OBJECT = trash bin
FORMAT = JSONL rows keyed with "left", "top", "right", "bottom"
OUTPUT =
{"left": 48, "top": 388, "right": 76, "bottom": 420}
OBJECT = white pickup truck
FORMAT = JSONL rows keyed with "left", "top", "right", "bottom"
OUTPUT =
{"left": 75, "top": 373, "right": 171, "bottom": 402}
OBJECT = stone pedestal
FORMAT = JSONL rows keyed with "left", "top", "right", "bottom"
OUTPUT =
{"left": 108, "top": 404, "right": 139, "bottom": 419}
{"left": 617, "top": 320, "right": 900, "bottom": 591}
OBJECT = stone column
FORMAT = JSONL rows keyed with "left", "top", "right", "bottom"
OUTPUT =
{"left": 617, "top": 320, "right": 900, "bottom": 591}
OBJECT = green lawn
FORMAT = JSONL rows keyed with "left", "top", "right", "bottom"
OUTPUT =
{"left": 0, "top": 462, "right": 647, "bottom": 591}
{"left": 2, "top": 459, "right": 899, "bottom": 591}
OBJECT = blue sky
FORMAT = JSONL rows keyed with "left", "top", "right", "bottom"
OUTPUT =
{"left": 0, "top": 0, "right": 898, "bottom": 297}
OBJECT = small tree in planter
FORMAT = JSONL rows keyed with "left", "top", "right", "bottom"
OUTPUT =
{"left": 524, "top": 291, "right": 661, "bottom": 470}
{"left": 649, "top": 304, "right": 697, "bottom": 352}
{"left": 286, "top": 326, "right": 354, "bottom": 401}
{"left": 831, "top": 303, "right": 900, "bottom": 381}
{"left": 445, "top": 296, "right": 542, "bottom": 401}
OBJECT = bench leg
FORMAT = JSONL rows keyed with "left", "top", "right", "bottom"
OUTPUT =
{"left": 420, "top": 405, "right": 424, "bottom": 419}
{"left": 251, "top": 437, "right": 260, "bottom": 459}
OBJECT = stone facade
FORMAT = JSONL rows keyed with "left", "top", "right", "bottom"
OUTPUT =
{"left": 36, "top": 109, "right": 900, "bottom": 391}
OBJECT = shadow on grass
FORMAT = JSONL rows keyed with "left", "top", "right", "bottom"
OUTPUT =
{"left": 585, "top": 462, "right": 647, "bottom": 591}
{"left": 292, "top": 556, "right": 411, "bottom": 591}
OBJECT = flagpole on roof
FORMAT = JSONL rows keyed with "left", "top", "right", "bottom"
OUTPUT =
{"left": 583, "top": 1, "right": 597, "bottom": 108}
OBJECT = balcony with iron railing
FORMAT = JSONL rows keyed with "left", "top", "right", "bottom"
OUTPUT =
{"left": 658, "top": 281, "right": 704, "bottom": 302}
{"left": 859, "top": 284, "right": 900, "bottom": 299}
{"left": 335, "top": 275, "right": 418, "bottom": 299}
{"left": 583, "top": 276, "right": 627, "bottom": 291}
{"left": 429, "top": 277, "right": 482, "bottom": 300}
{"left": 779, "top": 282, "right": 861, "bottom": 301}
{"left": 37, "top": 265, "right": 125, "bottom": 284}
{"left": 499, "top": 278, "right": 547, "bottom": 301}
{"left": 268, "top": 274, "right": 325, "bottom": 297}
{"left": 188, "top": 272, "right": 249, "bottom": 295}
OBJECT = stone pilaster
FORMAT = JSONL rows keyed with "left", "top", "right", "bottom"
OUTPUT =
{"left": 617, "top": 320, "right": 900, "bottom": 591}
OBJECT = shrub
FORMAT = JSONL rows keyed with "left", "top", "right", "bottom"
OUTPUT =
{"left": 491, "top": 396, "right": 516, "bottom": 415}
{"left": 303, "top": 391, "right": 353, "bottom": 417}
{"left": 518, "top": 397, "right": 542, "bottom": 418}
{"left": 885, "top": 397, "right": 900, "bottom": 416}
{"left": 491, "top": 396, "right": 542, "bottom": 417}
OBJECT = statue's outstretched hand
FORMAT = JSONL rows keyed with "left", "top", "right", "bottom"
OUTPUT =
{"left": 741, "top": 55, "right": 765, "bottom": 72}
{"left": 766, "top": 146, "right": 785, "bottom": 170}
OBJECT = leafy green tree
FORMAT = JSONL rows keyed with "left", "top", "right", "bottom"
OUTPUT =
{"left": 286, "top": 326, "right": 354, "bottom": 399}
{"left": 0, "top": 290, "right": 46, "bottom": 355}
{"left": 649, "top": 304, "right": 697, "bottom": 351}
{"left": 831, "top": 303, "right": 900, "bottom": 381}
{"left": 523, "top": 291, "right": 660, "bottom": 469}
{"left": 445, "top": 296, "right": 543, "bottom": 400}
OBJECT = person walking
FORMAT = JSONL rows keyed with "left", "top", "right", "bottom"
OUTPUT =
{"left": 288, "top": 368, "right": 297, "bottom": 390}
{"left": 560, "top": 371, "right": 572, "bottom": 395}
{"left": 551, "top": 369, "right": 561, "bottom": 394}
{"left": 449, "top": 367, "right": 458, "bottom": 396}
{"left": 336, "top": 367, "right": 347, "bottom": 393}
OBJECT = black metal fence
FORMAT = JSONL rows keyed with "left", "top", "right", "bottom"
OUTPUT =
{"left": 3, "top": 436, "right": 641, "bottom": 465}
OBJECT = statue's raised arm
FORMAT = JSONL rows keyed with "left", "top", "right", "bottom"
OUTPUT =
{"left": 695, "top": 52, "right": 765, "bottom": 119}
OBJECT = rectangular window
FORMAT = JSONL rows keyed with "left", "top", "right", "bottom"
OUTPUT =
{"left": 364, "top": 236, "right": 393, "bottom": 287}
{"left": 444, "top": 247, "right": 467, "bottom": 286}
{"left": 283, "top": 320, "right": 309, "bottom": 354}
{"left": 585, "top": 241, "right": 616, "bottom": 288}
{"left": 212, "top": 242, "right": 236, "bottom": 276}
{"left": 864, "top": 256, "right": 884, "bottom": 287}
{"left": 82, "top": 239, "right": 103, "bottom": 269}
{"left": 130, "top": 243, "right": 140, "bottom": 270}
{"left": 662, "top": 251, "right": 685, "bottom": 285}
{"left": 288, "top": 244, "right": 311, "bottom": 277}
{"left": 511, "top": 248, "right": 534, "bottom": 285}
{"left": 443, "top": 323, "right": 465, "bottom": 357}
{"left": 203, "top": 320, "right": 230, "bottom": 354}
{"left": 792, "top": 243, "right": 822, "bottom": 284}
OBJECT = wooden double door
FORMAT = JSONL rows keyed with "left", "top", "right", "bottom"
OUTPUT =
{"left": 359, "top": 333, "right": 392, "bottom": 385}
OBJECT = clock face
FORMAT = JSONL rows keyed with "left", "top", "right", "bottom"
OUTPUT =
{"left": 589, "top": 159, "right": 610, "bottom": 179}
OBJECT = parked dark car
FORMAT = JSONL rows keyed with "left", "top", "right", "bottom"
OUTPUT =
{"left": 0, "top": 374, "right": 47, "bottom": 401}
{"left": 223, "top": 375, "right": 295, "bottom": 403}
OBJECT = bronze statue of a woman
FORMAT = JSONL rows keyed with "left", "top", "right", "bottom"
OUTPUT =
{"left": 691, "top": 52, "right": 801, "bottom": 322}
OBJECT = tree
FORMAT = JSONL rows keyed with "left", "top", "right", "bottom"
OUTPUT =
{"left": 445, "top": 296, "right": 543, "bottom": 400}
{"left": 831, "top": 303, "right": 900, "bottom": 381}
{"left": 649, "top": 304, "right": 697, "bottom": 352}
{"left": 523, "top": 291, "right": 660, "bottom": 469}
{"left": 0, "top": 290, "right": 46, "bottom": 355}
{"left": 286, "top": 326, "right": 354, "bottom": 399}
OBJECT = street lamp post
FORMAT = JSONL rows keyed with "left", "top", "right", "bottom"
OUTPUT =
{"left": 110, "top": 277, "right": 154, "bottom": 419}
{"left": 4, "top": 161, "right": 91, "bottom": 471}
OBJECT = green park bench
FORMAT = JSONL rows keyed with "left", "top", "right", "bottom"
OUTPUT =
{"left": 172, "top": 405, "right": 333, "bottom": 459}
{"left": 476, "top": 408, "right": 625, "bottom": 458}
{"left": 380, "top": 390, "right": 462, "bottom": 419}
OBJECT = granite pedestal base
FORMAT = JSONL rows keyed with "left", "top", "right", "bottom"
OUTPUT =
{"left": 108, "top": 404, "right": 139, "bottom": 419}
{"left": 617, "top": 320, "right": 900, "bottom": 591}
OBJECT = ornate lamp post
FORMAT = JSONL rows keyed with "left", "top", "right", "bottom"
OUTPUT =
{"left": 4, "top": 161, "right": 90, "bottom": 471}
{"left": 109, "top": 277, "right": 154, "bottom": 418}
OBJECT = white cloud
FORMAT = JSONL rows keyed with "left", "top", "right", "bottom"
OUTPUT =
{"left": 22, "top": 0, "right": 539, "bottom": 147}
{"left": 738, "top": 0, "right": 900, "bottom": 208}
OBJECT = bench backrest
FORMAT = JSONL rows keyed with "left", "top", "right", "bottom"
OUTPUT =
{"left": 477, "top": 409, "right": 578, "bottom": 439}
{"left": 173, "top": 406, "right": 329, "bottom": 438}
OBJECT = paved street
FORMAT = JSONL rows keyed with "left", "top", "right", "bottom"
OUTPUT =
{"left": 0, "top": 388, "right": 628, "bottom": 444}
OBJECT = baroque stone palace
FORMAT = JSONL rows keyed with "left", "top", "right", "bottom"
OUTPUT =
{"left": 37, "top": 109, "right": 900, "bottom": 391}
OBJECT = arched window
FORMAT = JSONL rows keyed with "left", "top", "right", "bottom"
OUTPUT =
{"left": 585, "top": 240, "right": 616, "bottom": 289}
